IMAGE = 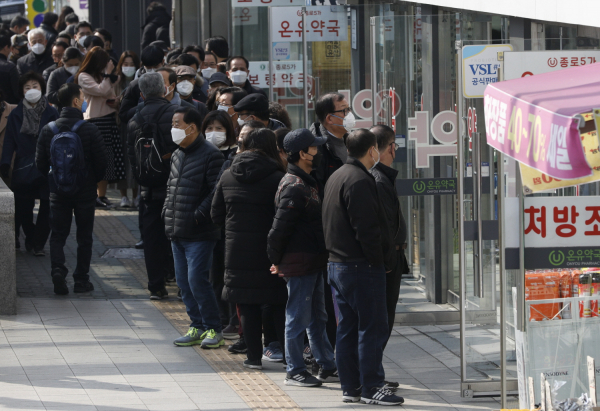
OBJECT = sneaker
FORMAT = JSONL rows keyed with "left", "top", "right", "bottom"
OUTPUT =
{"left": 228, "top": 336, "right": 247, "bottom": 354}
{"left": 222, "top": 324, "right": 239, "bottom": 340}
{"left": 165, "top": 271, "right": 176, "bottom": 283}
{"left": 343, "top": 386, "right": 362, "bottom": 403}
{"left": 120, "top": 196, "right": 131, "bottom": 207}
{"left": 262, "top": 341, "right": 283, "bottom": 362}
{"left": 243, "top": 359, "right": 262, "bottom": 370}
{"left": 95, "top": 197, "right": 109, "bottom": 208}
{"left": 73, "top": 281, "right": 94, "bottom": 293}
{"left": 361, "top": 387, "right": 404, "bottom": 406}
{"left": 174, "top": 327, "right": 205, "bottom": 346}
{"left": 134, "top": 239, "right": 144, "bottom": 249}
{"left": 201, "top": 329, "right": 224, "bottom": 349}
{"left": 99, "top": 196, "right": 112, "bottom": 206}
{"left": 384, "top": 380, "right": 399, "bottom": 392}
{"left": 316, "top": 367, "right": 339, "bottom": 383}
{"left": 52, "top": 271, "right": 68, "bottom": 295}
{"left": 150, "top": 288, "right": 168, "bottom": 300}
{"left": 33, "top": 249, "right": 45, "bottom": 256}
{"left": 177, "top": 288, "right": 182, "bottom": 301}
{"left": 284, "top": 370, "right": 323, "bottom": 387}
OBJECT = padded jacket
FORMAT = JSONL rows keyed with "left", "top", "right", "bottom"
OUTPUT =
{"left": 211, "top": 151, "right": 287, "bottom": 305}
{"left": 36, "top": 107, "right": 108, "bottom": 201}
{"left": 46, "top": 66, "right": 72, "bottom": 110}
{"left": 162, "top": 136, "right": 224, "bottom": 241}
{"left": 267, "top": 163, "right": 327, "bottom": 277}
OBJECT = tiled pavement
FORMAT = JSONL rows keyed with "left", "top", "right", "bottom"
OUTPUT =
{"left": 1, "top": 192, "right": 506, "bottom": 411}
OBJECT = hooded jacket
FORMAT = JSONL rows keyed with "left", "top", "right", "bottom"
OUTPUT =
{"left": 211, "top": 151, "right": 287, "bottom": 305}
{"left": 141, "top": 9, "right": 171, "bottom": 50}
{"left": 162, "top": 136, "right": 224, "bottom": 241}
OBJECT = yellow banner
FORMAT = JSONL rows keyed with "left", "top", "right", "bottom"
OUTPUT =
{"left": 26, "top": 0, "right": 53, "bottom": 28}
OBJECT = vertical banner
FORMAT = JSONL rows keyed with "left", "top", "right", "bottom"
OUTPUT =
{"left": 26, "top": 0, "right": 53, "bottom": 28}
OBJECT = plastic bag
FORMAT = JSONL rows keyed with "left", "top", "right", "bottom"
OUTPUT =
{"left": 551, "top": 379, "right": 593, "bottom": 411}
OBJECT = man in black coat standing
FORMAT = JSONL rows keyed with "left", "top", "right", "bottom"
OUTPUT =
{"left": 127, "top": 72, "right": 178, "bottom": 300}
{"left": 322, "top": 129, "right": 403, "bottom": 406}
{"left": 141, "top": 2, "right": 171, "bottom": 50}
{"left": 226, "top": 56, "right": 267, "bottom": 98}
{"left": 17, "top": 29, "right": 54, "bottom": 76}
{"left": 35, "top": 83, "right": 107, "bottom": 295}
{"left": 0, "top": 33, "right": 20, "bottom": 104}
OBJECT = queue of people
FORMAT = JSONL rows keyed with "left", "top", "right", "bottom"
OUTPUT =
{"left": 0, "top": 2, "right": 410, "bottom": 406}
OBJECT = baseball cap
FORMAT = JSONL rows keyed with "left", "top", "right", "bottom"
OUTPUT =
{"left": 283, "top": 128, "right": 327, "bottom": 154}
{"left": 234, "top": 93, "right": 268, "bottom": 113}
{"left": 208, "top": 72, "right": 230, "bottom": 86}
{"left": 174, "top": 65, "right": 196, "bottom": 77}
{"left": 11, "top": 34, "right": 27, "bottom": 47}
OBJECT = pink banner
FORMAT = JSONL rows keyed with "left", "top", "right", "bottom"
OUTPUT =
{"left": 484, "top": 87, "right": 592, "bottom": 180}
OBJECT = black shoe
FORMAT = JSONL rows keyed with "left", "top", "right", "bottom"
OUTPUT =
{"left": 135, "top": 239, "right": 144, "bottom": 249}
{"left": 25, "top": 239, "right": 33, "bottom": 252}
{"left": 99, "top": 196, "right": 112, "bottom": 206}
{"left": 74, "top": 281, "right": 94, "bottom": 293}
{"left": 316, "top": 367, "right": 339, "bottom": 383}
{"left": 177, "top": 288, "right": 182, "bottom": 301}
{"left": 361, "top": 387, "right": 404, "bottom": 406}
{"left": 52, "top": 271, "right": 68, "bottom": 295}
{"left": 343, "top": 386, "right": 362, "bottom": 403}
{"left": 284, "top": 370, "right": 323, "bottom": 387}
{"left": 165, "top": 272, "right": 176, "bottom": 283}
{"left": 243, "top": 359, "right": 262, "bottom": 370}
{"left": 33, "top": 249, "right": 45, "bottom": 257}
{"left": 384, "top": 380, "right": 399, "bottom": 392}
{"left": 95, "top": 197, "right": 109, "bottom": 208}
{"left": 150, "top": 288, "right": 168, "bottom": 300}
{"left": 228, "top": 336, "right": 247, "bottom": 354}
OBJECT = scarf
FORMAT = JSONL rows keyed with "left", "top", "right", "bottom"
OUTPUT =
{"left": 21, "top": 96, "right": 47, "bottom": 136}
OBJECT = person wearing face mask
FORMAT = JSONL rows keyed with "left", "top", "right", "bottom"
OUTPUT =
{"left": 174, "top": 53, "right": 207, "bottom": 103}
{"left": 114, "top": 50, "right": 140, "bottom": 97}
{"left": 10, "top": 34, "right": 29, "bottom": 65}
{"left": 322, "top": 129, "right": 400, "bottom": 406}
{"left": 216, "top": 86, "right": 246, "bottom": 134}
{"left": 0, "top": 33, "right": 20, "bottom": 104}
{"left": 163, "top": 106, "right": 225, "bottom": 348}
{"left": 47, "top": 47, "right": 83, "bottom": 110}
{"left": 74, "top": 21, "right": 93, "bottom": 54}
{"left": 226, "top": 56, "right": 267, "bottom": 98}
{"left": 42, "top": 41, "right": 69, "bottom": 83}
{"left": 1, "top": 72, "right": 58, "bottom": 257}
{"left": 35, "top": 83, "right": 107, "bottom": 295}
{"left": 174, "top": 65, "right": 209, "bottom": 119}
{"left": 233, "top": 94, "right": 285, "bottom": 132}
{"left": 267, "top": 128, "right": 339, "bottom": 388}
{"left": 17, "top": 28, "right": 54, "bottom": 76}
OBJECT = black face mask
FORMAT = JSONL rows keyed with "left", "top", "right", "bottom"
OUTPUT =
{"left": 16, "top": 47, "right": 28, "bottom": 57}
{"left": 309, "top": 151, "right": 323, "bottom": 170}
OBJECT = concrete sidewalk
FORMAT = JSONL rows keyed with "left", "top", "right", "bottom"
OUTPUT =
{"left": 1, "top": 193, "right": 505, "bottom": 411}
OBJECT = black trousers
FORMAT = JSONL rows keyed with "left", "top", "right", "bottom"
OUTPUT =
{"left": 141, "top": 197, "right": 173, "bottom": 292}
{"left": 323, "top": 271, "right": 337, "bottom": 349}
{"left": 238, "top": 303, "right": 286, "bottom": 362}
{"left": 15, "top": 196, "right": 51, "bottom": 251}
{"left": 49, "top": 197, "right": 95, "bottom": 282}
{"left": 383, "top": 251, "right": 405, "bottom": 350}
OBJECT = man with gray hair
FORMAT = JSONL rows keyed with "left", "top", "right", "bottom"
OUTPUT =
{"left": 17, "top": 28, "right": 53, "bottom": 75}
{"left": 127, "top": 72, "right": 178, "bottom": 300}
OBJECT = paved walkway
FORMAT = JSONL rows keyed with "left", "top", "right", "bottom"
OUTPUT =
{"left": 1, "top": 192, "right": 506, "bottom": 411}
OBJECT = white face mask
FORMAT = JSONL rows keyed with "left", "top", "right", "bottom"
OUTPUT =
{"left": 78, "top": 36, "right": 88, "bottom": 47}
{"left": 177, "top": 80, "right": 194, "bottom": 96}
{"left": 24, "top": 89, "right": 42, "bottom": 104}
{"left": 70, "top": 39, "right": 77, "bottom": 47}
{"left": 205, "top": 131, "right": 227, "bottom": 147}
{"left": 201, "top": 67, "right": 217, "bottom": 78}
{"left": 31, "top": 43, "right": 45, "bottom": 55}
{"left": 332, "top": 111, "right": 356, "bottom": 133}
{"left": 237, "top": 117, "right": 246, "bottom": 127}
{"left": 171, "top": 125, "right": 191, "bottom": 145}
{"left": 122, "top": 66, "right": 136, "bottom": 77}
{"left": 230, "top": 70, "right": 247, "bottom": 85}
{"left": 65, "top": 65, "right": 79, "bottom": 75}
{"left": 370, "top": 146, "right": 380, "bottom": 170}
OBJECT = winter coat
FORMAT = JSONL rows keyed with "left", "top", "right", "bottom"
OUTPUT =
{"left": 39, "top": 23, "right": 58, "bottom": 46}
{"left": 17, "top": 48, "right": 54, "bottom": 76}
{"left": 0, "top": 100, "right": 58, "bottom": 199}
{"left": 118, "top": 78, "right": 140, "bottom": 124}
{"left": 46, "top": 66, "right": 72, "bottom": 109}
{"left": 141, "top": 9, "right": 171, "bottom": 50}
{"left": 0, "top": 103, "right": 16, "bottom": 186}
{"left": 267, "top": 163, "right": 327, "bottom": 277}
{"left": 126, "top": 97, "right": 178, "bottom": 201}
{"left": 267, "top": 118, "right": 286, "bottom": 131}
{"left": 36, "top": 107, "right": 108, "bottom": 201}
{"left": 241, "top": 80, "right": 267, "bottom": 98}
{"left": 163, "top": 136, "right": 224, "bottom": 241}
{"left": 43, "top": 63, "right": 57, "bottom": 83}
{"left": 0, "top": 54, "right": 20, "bottom": 104}
{"left": 309, "top": 121, "right": 345, "bottom": 197}
{"left": 322, "top": 157, "right": 392, "bottom": 270}
{"left": 211, "top": 151, "right": 287, "bottom": 305}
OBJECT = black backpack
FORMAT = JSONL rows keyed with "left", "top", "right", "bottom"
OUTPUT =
{"left": 132, "top": 104, "right": 171, "bottom": 187}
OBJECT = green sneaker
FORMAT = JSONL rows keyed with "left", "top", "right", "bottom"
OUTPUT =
{"left": 201, "top": 329, "right": 224, "bottom": 349}
{"left": 173, "top": 327, "right": 206, "bottom": 346}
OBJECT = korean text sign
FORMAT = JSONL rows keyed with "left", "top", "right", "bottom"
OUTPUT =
{"left": 232, "top": 0, "right": 304, "bottom": 7}
{"left": 270, "top": 6, "right": 348, "bottom": 43}
{"left": 462, "top": 44, "right": 512, "bottom": 98}
{"left": 503, "top": 50, "right": 600, "bottom": 80}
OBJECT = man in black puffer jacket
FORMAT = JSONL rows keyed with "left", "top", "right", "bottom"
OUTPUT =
{"left": 163, "top": 107, "right": 225, "bottom": 349}
{"left": 127, "top": 72, "right": 178, "bottom": 300}
{"left": 36, "top": 83, "right": 107, "bottom": 295}
{"left": 267, "top": 128, "right": 338, "bottom": 387}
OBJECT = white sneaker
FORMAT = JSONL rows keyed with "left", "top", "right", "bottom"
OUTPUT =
{"left": 120, "top": 196, "right": 131, "bottom": 207}
{"left": 133, "top": 195, "right": 140, "bottom": 208}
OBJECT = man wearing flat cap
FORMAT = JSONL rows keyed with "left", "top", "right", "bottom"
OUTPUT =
{"left": 234, "top": 94, "right": 285, "bottom": 131}
{"left": 174, "top": 65, "right": 208, "bottom": 121}
{"left": 267, "top": 128, "right": 339, "bottom": 387}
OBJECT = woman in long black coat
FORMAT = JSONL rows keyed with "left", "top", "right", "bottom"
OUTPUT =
{"left": 211, "top": 128, "right": 287, "bottom": 369}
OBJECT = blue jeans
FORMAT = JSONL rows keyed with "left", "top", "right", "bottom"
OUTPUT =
{"left": 328, "top": 261, "right": 388, "bottom": 394}
{"left": 285, "top": 272, "right": 336, "bottom": 375}
{"left": 172, "top": 240, "right": 222, "bottom": 332}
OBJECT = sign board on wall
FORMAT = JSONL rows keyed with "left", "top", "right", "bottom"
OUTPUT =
{"left": 462, "top": 44, "right": 513, "bottom": 98}
{"left": 233, "top": 0, "right": 304, "bottom": 7}
{"left": 503, "top": 50, "right": 600, "bottom": 80}
{"left": 270, "top": 6, "right": 348, "bottom": 43}
{"left": 26, "top": 0, "right": 53, "bottom": 28}
{"left": 233, "top": 7, "right": 259, "bottom": 25}
{"left": 248, "top": 61, "right": 304, "bottom": 89}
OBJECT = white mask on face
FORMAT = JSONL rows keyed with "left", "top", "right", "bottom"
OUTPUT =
{"left": 201, "top": 67, "right": 217, "bottom": 78}
{"left": 78, "top": 35, "right": 88, "bottom": 47}
{"left": 31, "top": 43, "right": 45, "bottom": 55}
{"left": 177, "top": 80, "right": 194, "bottom": 96}
{"left": 24, "top": 89, "right": 42, "bottom": 104}
{"left": 370, "top": 146, "right": 380, "bottom": 170}
{"left": 237, "top": 117, "right": 246, "bottom": 127}
{"left": 65, "top": 65, "right": 79, "bottom": 75}
{"left": 205, "top": 131, "right": 227, "bottom": 147}
{"left": 331, "top": 111, "right": 356, "bottom": 133}
{"left": 230, "top": 70, "right": 247, "bottom": 85}
{"left": 217, "top": 104, "right": 229, "bottom": 113}
{"left": 122, "top": 66, "right": 136, "bottom": 77}
{"left": 171, "top": 125, "right": 191, "bottom": 145}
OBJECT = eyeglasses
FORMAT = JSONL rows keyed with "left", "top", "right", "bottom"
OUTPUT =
{"left": 390, "top": 142, "right": 400, "bottom": 151}
{"left": 331, "top": 107, "right": 352, "bottom": 117}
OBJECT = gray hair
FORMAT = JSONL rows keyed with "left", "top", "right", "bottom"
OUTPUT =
{"left": 138, "top": 72, "right": 165, "bottom": 99}
{"left": 28, "top": 28, "right": 45, "bottom": 42}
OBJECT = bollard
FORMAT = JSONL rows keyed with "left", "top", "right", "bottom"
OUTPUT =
{"left": 0, "top": 178, "right": 16, "bottom": 315}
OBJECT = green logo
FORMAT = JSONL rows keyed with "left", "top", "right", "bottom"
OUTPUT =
{"left": 260, "top": 64, "right": 266, "bottom": 70}
{"left": 549, "top": 250, "right": 565, "bottom": 266}
{"left": 413, "top": 181, "right": 426, "bottom": 194}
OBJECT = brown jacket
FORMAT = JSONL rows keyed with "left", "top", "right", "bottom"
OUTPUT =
{"left": 0, "top": 103, "right": 16, "bottom": 186}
